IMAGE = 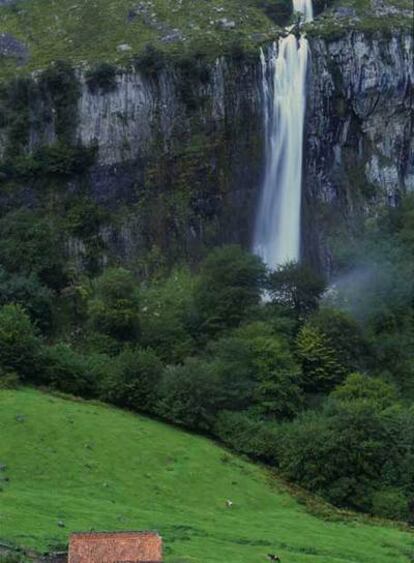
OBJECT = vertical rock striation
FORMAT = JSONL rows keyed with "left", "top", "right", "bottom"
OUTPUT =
{"left": 0, "top": 29, "right": 412, "bottom": 272}
{"left": 74, "top": 59, "right": 265, "bottom": 265}
{"left": 304, "top": 31, "right": 413, "bottom": 270}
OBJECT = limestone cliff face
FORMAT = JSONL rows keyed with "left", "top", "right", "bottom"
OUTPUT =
{"left": 0, "top": 56, "right": 264, "bottom": 269}
{"left": 75, "top": 59, "right": 264, "bottom": 266}
{"left": 304, "top": 31, "right": 413, "bottom": 270}
{"left": 75, "top": 30, "right": 414, "bottom": 270}
{"left": 0, "top": 29, "right": 412, "bottom": 272}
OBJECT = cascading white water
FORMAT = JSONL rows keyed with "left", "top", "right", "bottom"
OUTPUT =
{"left": 293, "top": 0, "right": 313, "bottom": 24}
{"left": 253, "top": 0, "right": 313, "bottom": 269}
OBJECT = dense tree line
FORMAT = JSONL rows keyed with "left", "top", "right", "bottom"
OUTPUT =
{"left": 1, "top": 197, "right": 414, "bottom": 523}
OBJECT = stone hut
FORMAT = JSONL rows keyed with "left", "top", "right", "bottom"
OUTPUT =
{"left": 68, "top": 531, "right": 162, "bottom": 563}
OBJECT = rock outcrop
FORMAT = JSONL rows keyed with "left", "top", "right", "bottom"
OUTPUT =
{"left": 305, "top": 31, "right": 413, "bottom": 270}
{"left": 0, "top": 24, "right": 412, "bottom": 272}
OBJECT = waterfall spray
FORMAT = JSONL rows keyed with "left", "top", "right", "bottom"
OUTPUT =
{"left": 253, "top": 0, "right": 313, "bottom": 269}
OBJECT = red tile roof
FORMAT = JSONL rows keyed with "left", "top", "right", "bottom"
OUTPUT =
{"left": 68, "top": 531, "right": 162, "bottom": 563}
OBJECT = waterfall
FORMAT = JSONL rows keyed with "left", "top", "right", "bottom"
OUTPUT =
{"left": 253, "top": 0, "right": 313, "bottom": 270}
{"left": 293, "top": 0, "right": 313, "bottom": 23}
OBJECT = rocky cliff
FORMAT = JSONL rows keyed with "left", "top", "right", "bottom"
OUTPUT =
{"left": 304, "top": 30, "right": 413, "bottom": 270}
{"left": 0, "top": 54, "right": 266, "bottom": 271}
{"left": 0, "top": 14, "right": 412, "bottom": 273}
{"left": 75, "top": 58, "right": 265, "bottom": 267}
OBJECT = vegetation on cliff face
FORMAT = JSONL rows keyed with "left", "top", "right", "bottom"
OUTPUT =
{"left": 0, "top": 50, "right": 266, "bottom": 273}
{"left": 1, "top": 388, "right": 413, "bottom": 562}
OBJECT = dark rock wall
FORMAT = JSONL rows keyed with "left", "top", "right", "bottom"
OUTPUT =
{"left": 304, "top": 31, "right": 413, "bottom": 272}
{"left": 0, "top": 31, "right": 412, "bottom": 273}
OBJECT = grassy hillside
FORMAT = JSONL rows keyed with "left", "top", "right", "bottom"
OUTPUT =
{"left": 1, "top": 0, "right": 412, "bottom": 81}
{"left": 308, "top": 0, "right": 413, "bottom": 38}
{"left": 1, "top": 0, "right": 411, "bottom": 79}
{"left": 0, "top": 0, "right": 274, "bottom": 78}
{"left": 0, "top": 389, "right": 413, "bottom": 562}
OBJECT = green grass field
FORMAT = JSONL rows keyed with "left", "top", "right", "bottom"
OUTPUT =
{"left": 0, "top": 389, "right": 413, "bottom": 562}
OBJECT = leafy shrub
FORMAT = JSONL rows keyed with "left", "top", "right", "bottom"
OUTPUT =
{"left": 102, "top": 347, "right": 163, "bottom": 413}
{"left": 0, "top": 76, "right": 35, "bottom": 157}
{"left": 269, "top": 261, "right": 326, "bottom": 319}
{"left": 66, "top": 197, "right": 108, "bottom": 239}
{"left": 254, "top": 0, "right": 292, "bottom": 25}
{"left": 0, "top": 210, "right": 67, "bottom": 290}
{"left": 157, "top": 359, "right": 222, "bottom": 431}
{"left": 312, "top": 0, "right": 335, "bottom": 16}
{"left": 86, "top": 63, "right": 118, "bottom": 94}
{"left": 33, "top": 142, "right": 96, "bottom": 176}
{"left": 371, "top": 488, "right": 409, "bottom": 521}
{"left": 40, "top": 60, "right": 81, "bottom": 141}
{"left": 0, "top": 268, "right": 53, "bottom": 333}
{"left": 140, "top": 268, "right": 196, "bottom": 362}
{"left": 0, "top": 554, "right": 24, "bottom": 563}
{"left": 41, "top": 344, "right": 102, "bottom": 397}
{"left": 64, "top": 197, "right": 108, "bottom": 275}
{"left": 277, "top": 399, "right": 414, "bottom": 515}
{"left": 225, "top": 38, "right": 257, "bottom": 63}
{"left": 176, "top": 54, "right": 210, "bottom": 110}
{"left": 0, "top": 367, "right": 20, "bottom": 389}
{"left": 88, "top": 268, "right": 140, "bottom": 343}
{"left": 133, "top": 45, "right": 166, "bottom": 76}
{"left": 307, "top": 308, "right": 369, "bottom": 373}
{"left": 0, "top": 304, "right": 41, "bottom": 381}
{"left": 214, "top": 411, "right": 280, "bottom": 463}
{"left": 296, "top": 324, "right": 347, "bottom": 392}
{"left": 207, "top": 325, "right": 303, "bottom": 419}
{"left": 331, "top": 373, "right": 399, "bottom": 410}
{"left": 0, "top": 142, "right": 97, "bottom": 181}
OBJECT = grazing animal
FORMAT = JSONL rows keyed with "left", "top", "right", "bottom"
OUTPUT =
{"left": 267, "top": 555, "right": 281, "bottom": 562}
{"left": 225, "top": 499, "right": 233, "bottom": 508}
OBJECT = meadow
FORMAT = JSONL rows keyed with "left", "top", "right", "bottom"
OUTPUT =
{"left": 0, "top": 388, "right": 413, "bottom": 562}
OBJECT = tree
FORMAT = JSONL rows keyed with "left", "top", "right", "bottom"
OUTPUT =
{"left": 140, "top": 268, "right": 196, "bottom": 362}
{"left": 0, "top": 209, "right": 66, "bottom": 290}
{"left": 102, "top": 347, "right": 163, "bottom": 413}
{"left": 157, "top": 358, "right": 222, "bottom": 431}
{"left": 277, "top": 397, "right": 414, "bottom": 518}
{"left": 0, "top": 267, "right": 53, "bottom": 333}
{"left": 371, "top": 488, "right": 410, "bottom": 521}
{"left": 214, "top": 410, "right": 280, "bottom": 463}
{"left": 331, "top": 373, "right": 399, "bottom": 410}
{"left": 268, "top": 261, "right": 326, "bottom": 318}
{"left": 41, "top": 343, "right": 100, "bottom": 397}
{"left": 194, "top": 245, "right": 266, "bottom": 335}
{"left": 307, "top": 308, "right": 369, "bottom": 374}
{"left": 88, "top": 268, "right": 140, "bottom": 344}
{"left": 278, "top": 402, "right": 390, "bottom": 510}
{"left": 296, "top": 324, "right": 347, "bottom": 392}
{"left": 250, "top": 334, "right": 303, "bottom": 419}
{"left": 0, "top": 304, "right": 41, "bottom": 380}
{"left": 206, "top": 323, "right": 303, "bottom": 419}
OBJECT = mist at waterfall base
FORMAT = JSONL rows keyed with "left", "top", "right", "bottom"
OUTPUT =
{"left": 324, "top": 254, "right": 414, "bottom": 325}
{"left": 253, "top": 0, "right": 313, "bottom": 271}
